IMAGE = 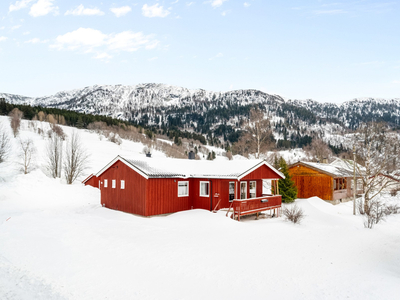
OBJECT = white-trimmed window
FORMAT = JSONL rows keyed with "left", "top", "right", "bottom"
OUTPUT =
{"left": 104, "top": 179, "right": 108, "bottom": 188}
{"left": 229, "top": 182, "right": 235, "bottom": 201}
{"left": 112, "top": 180, "right": 116, "bottom": 189}
{"left": 240, "top": 182, "right": 247, "bottom": 199}
{"left": 249, "top": 181, "right": 256, "bottom": 198}
{"left": 357, "top": 179, "right": 363, "bottom": 190}
{"left": 178, "top": 181, "right": 189, "bottom": 197}
{"left": 121, "top": 180, "right": 125, "bottom": 190}
{"left": 200, "top": 181, "right": 210, "bottom": 197}
{"left": 262, "top": 179, "right": 272, "bottom": 195}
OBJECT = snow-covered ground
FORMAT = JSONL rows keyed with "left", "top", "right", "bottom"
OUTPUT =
{"left": 1, "top": 116, "right": 400, "bottom": 299}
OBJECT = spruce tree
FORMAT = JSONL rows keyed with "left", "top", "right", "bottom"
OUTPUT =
{"left": 76, "top": 116, "right": 84, "bottom": 129}
{"left": 278, "top": 157, "right": 297, "bottom": 203}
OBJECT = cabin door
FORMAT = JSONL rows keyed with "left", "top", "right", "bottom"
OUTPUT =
{"left": 240, "top": 182, "right": 247, "bottom": 199}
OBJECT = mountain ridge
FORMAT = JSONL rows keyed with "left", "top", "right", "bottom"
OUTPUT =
{"left": 1, "top": 84, "right": 400, "bottom": 147}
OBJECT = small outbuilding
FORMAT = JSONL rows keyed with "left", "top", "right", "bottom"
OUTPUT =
{"left": 88, "top": 156, "right": 285, "bottom": 217}
{"left": 82, "top": 174, "right": 99, "bottom": 188}
{"left": 288, "top": 160, "right": 363, "bottom": 204}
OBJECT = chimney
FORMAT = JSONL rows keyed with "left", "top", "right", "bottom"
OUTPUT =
{"left": 322, "top": 157, "right": 328, "bottom": 164}
{"left": 188, "top": 150, "right": 195, "bottom": 160}
{"left": 146, "top": 152, "right": 152, "bottom": 158}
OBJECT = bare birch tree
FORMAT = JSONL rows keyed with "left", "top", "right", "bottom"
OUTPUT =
{"left": 9, "top": 108, "right": 23, "bottom": 137}
{"left": 46, "top": 127, "right": 65, "bottom": 178}
{"left": 19, "top": 138, "right": 36, "bottom": 174}
{"left": 233, "top": 108, "right": 274, "bottom": 158}
{"left": 304, "top": 138, "right": 333, "bottom": 162}
{"left": 0, "top": 124, "right": 11, "bottom": 163}
{"left": 64, "top": 130, "right": 89, "bottom": 184}
{"left": 353, "top": 122, "right": 400, "bottom": 213}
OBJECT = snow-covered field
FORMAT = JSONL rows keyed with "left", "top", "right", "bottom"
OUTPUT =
{"left": 1, "top": 116, "right": 400, "bottom": 299}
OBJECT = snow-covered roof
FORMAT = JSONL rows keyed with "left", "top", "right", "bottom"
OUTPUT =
{"left": 96, "top": 156, "right": 284, "bottom": 180}
{"left": 329, "top": 157, "right": 364, "bottom": 172}
{"left": 291, "top": 161, "right": 359, "bottom": 177}
{"left": 82, "top": 173, "right": 95, "bottom": 184}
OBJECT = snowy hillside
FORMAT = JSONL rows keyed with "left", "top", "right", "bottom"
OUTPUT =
{"left": 1, "top": 116, "right": 400, "bottom": 299}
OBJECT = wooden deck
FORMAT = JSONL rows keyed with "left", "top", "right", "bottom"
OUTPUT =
{"left": 226, "top": 195, "right": 282, "bottom": 221}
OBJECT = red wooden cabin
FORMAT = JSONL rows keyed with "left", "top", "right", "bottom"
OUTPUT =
{"left": 92, "top": 155, "right": 284, "bottom": 217}
{"left": 82, "top": 174, "right": 99, "bottom": 188}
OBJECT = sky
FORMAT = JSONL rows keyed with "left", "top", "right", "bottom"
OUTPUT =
{"left": 0, "top": 0, "right": 399, "bottom": 103}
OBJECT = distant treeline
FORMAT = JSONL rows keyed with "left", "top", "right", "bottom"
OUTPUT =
{"left": 0, "top": 98, "right": 208, "bottom": 145}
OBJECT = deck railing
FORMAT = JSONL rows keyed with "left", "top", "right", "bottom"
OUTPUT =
{"left": 226, "top": 195, "right": 282, "bottom": 221}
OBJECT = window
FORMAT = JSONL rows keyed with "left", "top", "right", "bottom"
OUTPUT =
{"left": 249, "top": 181, "right": 256, "bottom": 198}
{"left": 357, "top": 179, "right": 363, "bottom": 191}
{"left": 112, "top": 180, "right": 116, "bottom": 189}
{"left": 229, "top": 182, "right": 235, "bottom": 201}
{"left": 121, "top": 180, "right": 125, "bottom": 189}
{"left": 104, "top": 179, "right": 108, "bottom": 188}
{"left": 178, "top": 181, "right": 189, "bottom": 197}
{"left": 262, "top": 179, "right": 272, "bottom": 195}
{"left": 200, "top": 181, "right": 209, "bottom": 197}
{"left": 334, "top": 178, "right": 346, "bottom": 190}
{"left": 240, "top": 182, "right": 247, "bottom": 199}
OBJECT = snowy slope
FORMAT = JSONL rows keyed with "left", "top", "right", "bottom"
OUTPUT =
{"left": 1, "top": 116, "right": 400, "bottom": 300}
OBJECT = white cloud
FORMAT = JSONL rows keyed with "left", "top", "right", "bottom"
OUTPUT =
{"left": 11, "top": 25, "right": 22, "bottom": 30}
{"left": 171, "top": 0, "right": 179, "bottom": 4}
{"left": 25, "top": 38, "right": 40, "bottom": 43}
{"left": 0, "top": 27, "right": 5, "bottom": 30}
{"left": 25, "top": 37, "right": 48, "bottom": 43}
{"left": 221, "top": 10, "right": 230, "bottom": 16}
{"left": 211, "top": 0, "right": 228, "bottom": 8}
{"left": 29, "top": 0, "right": 59, "bottom": 17}
{"left": 51, "top": 27, "right": 160, "bottom": 57}
{"left": 0, "top": 37, "right": 8, "bottom": 42}
{"left": 108, "top": 31, "right": 158, "bottom": 52}
{"left": 110, "top": 6, "right": 132, "bottom": 17}
{"left": 51, "top": 28, "right": 107, "bottom": 51}
{"left": 243, "top": 2, "right": 250, "bottom": 8}
{"left": 142, "top": 4, "right": 170, "bottom": 18}
{"left": 95, "top": 52, "right": 113, "bottom": 60}
{"left": 65, "top": 4, "right": 104, "bottom": 16}
{"left": 23, "top": 31, "right": 30, "bottom": 35}
{"left": 392, "top": 80, "right": 400, "bottom": 84}
{"left": 209, "top": 52, "right": 223, "bottom": 60}
{"left": 148, "top": 57, "right": 158, "bottom": 61}
{"left": 186, "top": 2, "right": 195, "bottom": 6}
{"left": 9, "top": 0, "right": 34, "bottom": 12}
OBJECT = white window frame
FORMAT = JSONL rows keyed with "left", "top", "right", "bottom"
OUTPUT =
{"left": 178, "top": 181, "right": 189, "bottom": 197}
{"left": 249, "top": 181, "right": 257, "bottom": 198}
{"left": 200, "top": 181, "right": 210, "bottom": 197}
{"left": 112, "top": 180, "right": 116, "bottom": 189}
{"left": 240, "top": 181, "right": 247, "bottom": 199}
{"left": 121, "top": 180, "right": 125, "bottom": 190}
{"left": 104, "top": 179, "right": 108, "bottom": 188}
{"left": 262, "top": 179, "right": 272, "bottom": 195}
{"left": 229, "top": 181, "right": 235, "bottom": 201}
